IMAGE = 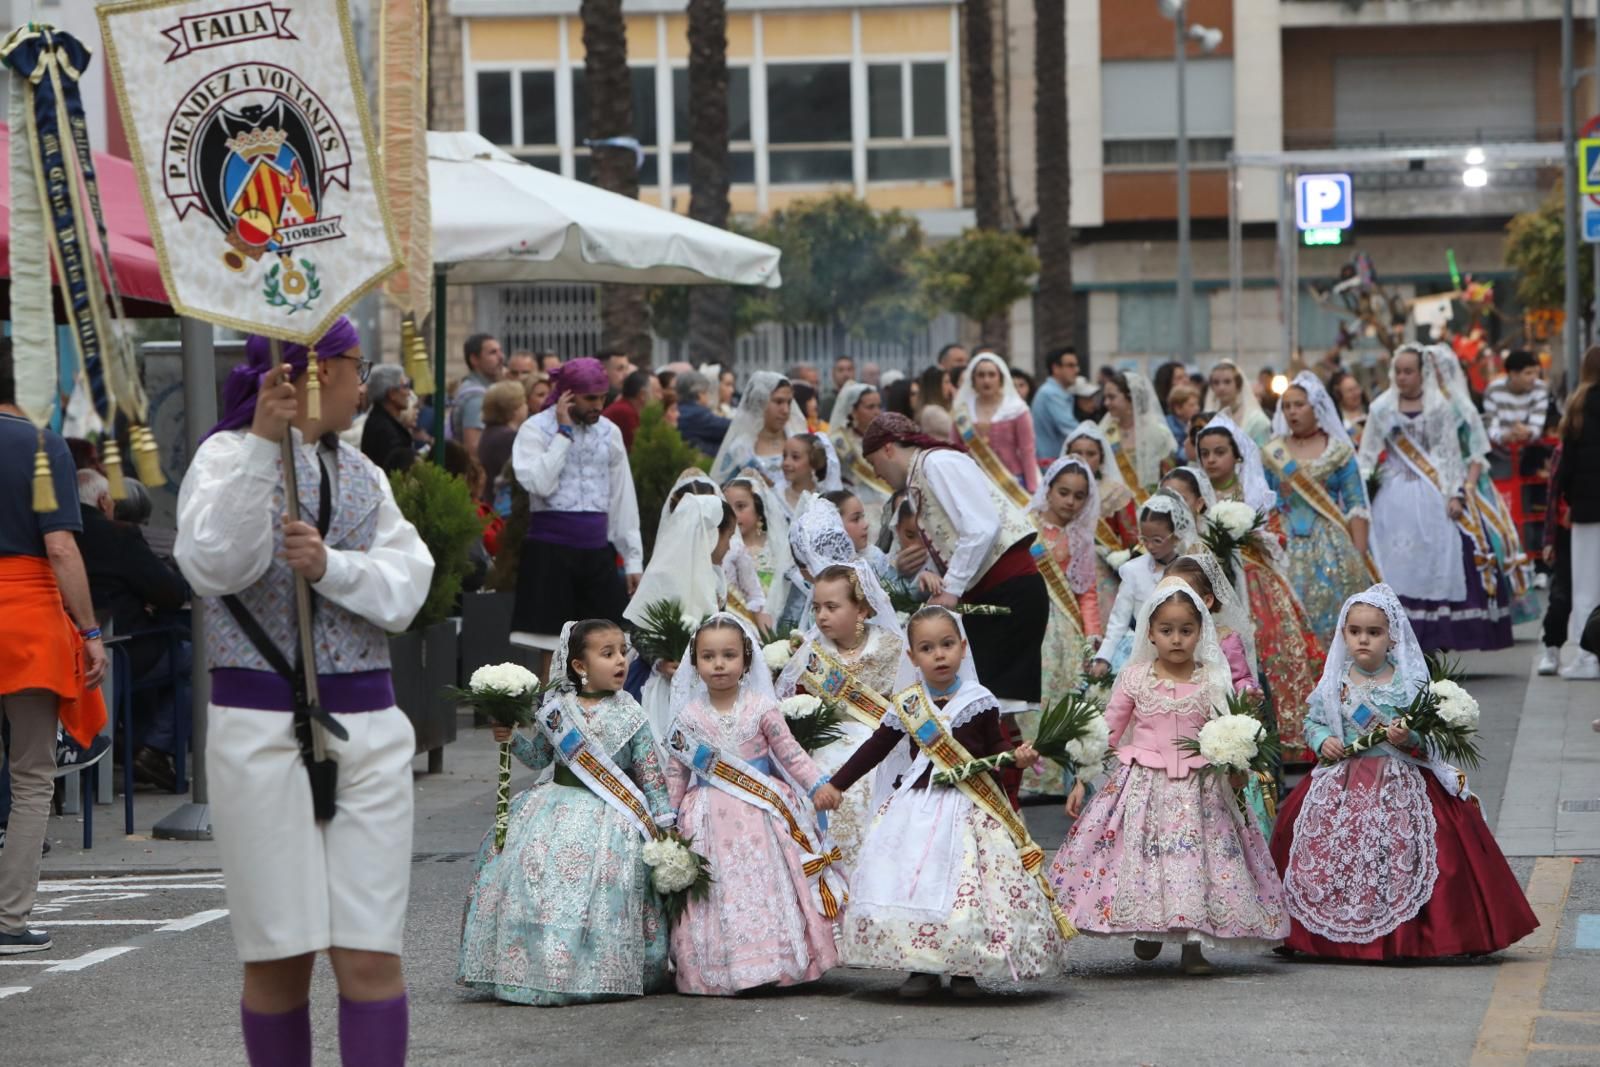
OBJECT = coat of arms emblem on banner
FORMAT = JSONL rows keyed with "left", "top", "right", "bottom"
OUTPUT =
{"left": 98, "top": 0, "right": 399, "bottom": 342}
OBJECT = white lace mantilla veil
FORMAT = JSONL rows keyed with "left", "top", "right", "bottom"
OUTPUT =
{"left": 1200, "top": 411, "right": 1275, "bottom": 513}
{"left": 1425, "top": 344, "right": 1493, "bottom": 464}
{"left": 1124, "top": 578, "right": 1233, "bottom": 717}
{"left": 775, "top": 557, "right": 906, "bottom": 700}
{"left": 1139, "top": 488, "right": 1201, "bottom": 555}
{"left": 711, "top": 370, "right": 807, "bottom": 484}
{"left": 666, "top": 611, "right": 780, "bottom": 722}
{"left": 1173, "top": 464, "right": 1219, "bottom": 513}
{"left": 623, "top": 494, "right": 727, "bottom": 630}
{"left": 1305, "top": 583, "right": 1472, "bottom": 799}
{"left": 727, "top": 474, "right": 794, "bottom": 605}
{"left": 889, "top": 606, "right": 989, "bottom": 730}
{"left": 656, "top": 470, "right": 723, "bottom": 542}
{"left": 1205, "top": 358, "right": 1270, "bottom": 438}
{"left": 1114, "top": 369, "right": 1180, "bottom": 489}
{"left": 1358, "top": 343, "right": 1470, "bottom": 496}
{"left": 1271, "top": 370, "right": 1359, "bottom": 456}
{"left": 1175, "top": 552, "right": 1258, "bottom": 675}
{"left": 1063, "top": 421, "right": 1131, "bottom": 509}
{"left": 1032, "top": 456, "right": 1100, "bottom": 595}
{"left": 952, "top": 352, "right": 1029, "bottom": 423}
{"left": 828, "top": 382, "right": 877, "bottom": 442}
{"left": 776, "top": 430, "right": 843, "bottom": 496}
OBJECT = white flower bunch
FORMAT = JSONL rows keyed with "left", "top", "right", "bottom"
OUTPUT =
{"left": 1196, "top": 714, "right": 1264, "bottom": 772}
{"left": 1064, "top": 713, "right": 1111, "bottom": 784}
{"left": 642, "top": 837, "right": 700, "bottom": 893}
{"left": 1106, "top": 549, "right": 1133, "bottom": 570}
{"left": 780, "top": 695, "right": 822, "bottom": 720}
{"left": 894, "top": 610, "right": 911, "bottom": 628}
{"left": 762, "top": 640, "right": 793, "bottom": 673}
{"left": 468, "top": 662, "right": 540, "bottom": 697}
{"left": 1430, "top": 679, "right": 1480, "bottom": 729}
{"left": 1209, "top": 501, "right": 1260, "bottom": 540}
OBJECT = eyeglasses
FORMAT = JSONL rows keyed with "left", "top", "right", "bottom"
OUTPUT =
{"left": 328, "top": 354, "right": 374, "bottom": 383}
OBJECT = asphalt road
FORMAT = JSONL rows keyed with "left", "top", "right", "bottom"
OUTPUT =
{"left": 3, "top": 632, "right": 1595, "bottom": 1067}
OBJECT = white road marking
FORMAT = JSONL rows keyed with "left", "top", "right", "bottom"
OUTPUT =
{"left": 157, "top": 909, "right": 229, "bottom": 932}
{"left": 45, "top": 946, "right": 136, "bottom": 973}
{"left": 0, "top": 986, "right": 30, "bottom": 999}
{"left": 34, "top": 920, "right": 166, "bottom": 927}
{"left": 0, "top": 960, "right": 53, "bottom": 967}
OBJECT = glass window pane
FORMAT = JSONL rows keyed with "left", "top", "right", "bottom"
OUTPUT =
{"left": 769, "top": 147, "right": 853, "bottom": 184}
{"left": 514, "top": 153, "right": 562, "bottom": 173}
{"left": 867, "top": 145, "right": 951, "bottom": 181}
{"left": 868, "top": 64, "right": 902, "bottom": 139}
{"left": 1115, "top": 291, "right": 1210, "bottom": 354}
{"left": 520, "top": 70, "right": 557, "bottom": 146}
{"left": 911, "top": 63, "right": 946, "bottom": 137}
{"left": 572, "top": 69, "right": 588, "bottom": 144}
{"left": 632, "top": 67, "right": 658, "bottom": 146}
{"left": 476, "top": 71, "right": 513, "bottom": 146}
{"left": 671, "top": 150, "right": 756, "bottom": 185}
{"left": 766, "top": 63, "right": 852, "bottom": 144}
{"left": 670, "top": 66, "right": 752, "bottom": 144}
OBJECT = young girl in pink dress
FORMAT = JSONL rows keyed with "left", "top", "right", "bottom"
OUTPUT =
{"left": 661, "top": 613, "right": 843, "bottom": 995}
{"left": 1049, "top": 579, "right": 1289, "bottom": 975}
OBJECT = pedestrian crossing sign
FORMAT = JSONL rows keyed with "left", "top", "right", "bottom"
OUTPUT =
{"left": 1581, "top": 138, "right": 1600, "bottom": 195}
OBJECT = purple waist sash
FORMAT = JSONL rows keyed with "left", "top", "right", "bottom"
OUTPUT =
{"left": 210, "top": 668, "right": 395, "bottom": 713}
{"left": 527, "top": 510, "right": 610, "bottom": 550}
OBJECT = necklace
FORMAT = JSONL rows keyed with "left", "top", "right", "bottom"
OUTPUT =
{"left": 1291, "top": 428, "right": 1323, "bottom": 442}
{"left": 1351, "top": 659, "right": 1391, "bottom": 679}
{"left": 578, "top": 690, "right": 611, "bottom": 700}
{"left": 925, "top": 677, "right": 960, "bottom": 698}
{"left": 1213, "top": 474, "right": 1239, "bottom": 492}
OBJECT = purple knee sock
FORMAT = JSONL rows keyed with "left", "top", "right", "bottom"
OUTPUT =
{"left": 240, "top": 1001, "right": 312, "bottom": 1067}
{"left": 338, "top": 993, "right": 409, "bottom": 1067}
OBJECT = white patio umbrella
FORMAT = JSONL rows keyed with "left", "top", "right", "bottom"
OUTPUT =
{"left": 427, "top": 130, "right": 781, "bottom": 288}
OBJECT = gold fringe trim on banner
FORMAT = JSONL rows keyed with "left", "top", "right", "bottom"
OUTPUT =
{"left": 32, "top": 436, "right": 59, "bottom": 512}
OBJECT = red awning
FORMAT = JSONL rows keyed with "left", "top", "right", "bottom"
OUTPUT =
{"left": 0, "top": 122, "right": 170, "bottom": 316}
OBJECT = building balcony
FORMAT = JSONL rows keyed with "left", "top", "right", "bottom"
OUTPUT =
{"left": 1280, "top": 0, "right": 1575, "bottom": 30}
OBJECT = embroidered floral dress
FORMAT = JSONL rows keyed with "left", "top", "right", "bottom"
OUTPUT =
{"left": 1049, "top": 662, "right": 1289, "bottom": 950}
{"left": 829, "top": 681, "right": 1071, "bottom": 980}
{"left": 1263, "top": 436, "right": 1376, "bottom": 639}
{"left": 1270, "top": 672, "right": 1538, "bottom": 959}
{"left": 1213, "top": 479, "right": 1326, "bottom": 763}
{"left": 457, "top": 693, "right": 671, "bottom": 1006}
{"left": 1020, "top": 521, "right": 1099, "bottom": 797}
{"left": 665, "top": 692, "right": 840, "bottom": 994}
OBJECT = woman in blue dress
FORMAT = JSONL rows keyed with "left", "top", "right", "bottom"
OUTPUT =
{"left": 458, "top": 619, "right": 674, "bottom": 1005}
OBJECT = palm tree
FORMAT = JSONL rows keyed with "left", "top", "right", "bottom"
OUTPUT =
{"left": 687, "top": 0, "right": 733, "bottom": 365}
{"left": 964, "top": 0, "right": 1007, "bottom": 347}
{"left": 1033, "top": 0, "right": 1074, "bottom": 353}
{"left": 581, "top": 0, "right": 651, "bottom": 362}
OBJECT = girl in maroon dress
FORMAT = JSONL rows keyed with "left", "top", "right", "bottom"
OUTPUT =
{"left": 1270, "top": 584, "right": 1538, "bottom": 960}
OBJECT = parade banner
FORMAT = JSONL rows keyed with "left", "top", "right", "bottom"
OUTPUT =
{"left": 98, "top": 0, "right": 400, "bottom": 343}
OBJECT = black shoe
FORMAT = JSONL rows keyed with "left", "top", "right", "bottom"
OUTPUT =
{"left": 53, "top": 734, "right": 111, "bottom": 779}
{"left": 132, "top": 746, "right": 178, "bottom": 793}
{"left": 0, "top": 929, "right": 53, "bottom": 955}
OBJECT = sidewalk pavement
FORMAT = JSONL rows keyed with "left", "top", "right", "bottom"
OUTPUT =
{"left": 40, "top": 711, "right": 510, "bottom": 876}
{"left": 1496, "top": 654, "right": 1600, "bottom": 857}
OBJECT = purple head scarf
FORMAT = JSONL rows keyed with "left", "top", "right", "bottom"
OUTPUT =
{"left": 541, "top": 356, "right": 609, "bottom": 411}
{"left": 206, "top": 316, "right": 362, "bottom": 440}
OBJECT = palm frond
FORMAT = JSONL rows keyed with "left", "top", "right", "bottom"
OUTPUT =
{"left": 630, "top": 598, "right": 700, "bottom": 664}
{"left": 784, "top": 700, "right": 846, "bottom": 753}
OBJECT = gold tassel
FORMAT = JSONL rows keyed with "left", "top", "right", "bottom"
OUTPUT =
{"left": 102, "top": 438, "right": 127, "bottom": 500}
{"left": 130, "top": 423, "right": 166, "bottom": 488}
{"left": 305, "top": 346, "right": 321, "bottom": 422}
{"left": 32, "top": 435, "right": 59, "bottom": 513}
{"left": 402, "top": 316, "right": 433, "bottom": 396}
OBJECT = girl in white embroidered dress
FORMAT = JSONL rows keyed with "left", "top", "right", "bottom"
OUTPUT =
{"left": 813, "top": 608, "right": 1069, "bottom": 998}
{"left": 1268, "top": 585, "right": 1537, "bottom": 960}
{"left": 662, "top": 615, "right": 841, "bottom": 995}
{"left": 1050, "top": 581, "right": 1289, "bottom": 975}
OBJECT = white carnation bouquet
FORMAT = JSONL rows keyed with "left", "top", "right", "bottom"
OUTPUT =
{"left": 778, "top": 694, "right": 845, "bottom": 752}
{"left": 1178, "top": 690, "right": 1281, "bottom": 776}
{"left": 933, "top": 690, "right": 1109, "bottom": 787}
{"left": 762, "top": 639, "right": 795, "bottom": 674}
{"left": 641, "top": 830, "right": 713, "bottom": 920}
{"left": 1330, "top": 654, "right": 1482, "bottom": 769}
{"left": 448, "top": 663, "right": 545, "bottom": 851}
{"left": 1199, "top": 501, "right": 1268, "bottom": 588}
{"left": 1105, "top": 548, "right": 1133, "bottom": 571}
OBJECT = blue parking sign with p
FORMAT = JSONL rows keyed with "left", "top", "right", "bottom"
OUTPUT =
{"left": 1296, "top": 173, "right": 1353, "bottom": 231}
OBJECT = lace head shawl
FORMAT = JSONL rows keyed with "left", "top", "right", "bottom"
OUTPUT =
{"left": 1205, "top": 358, "right": 1269, "bottom": 435}
{"left": 711, "top": 370, "right": 807, "bottom": 484}
{"left": 1063, "top": 421, "right": 1130, "bottom": 504}
{"left": 624, "top": 494, "right": 727, "bottom": 630}
{"left": 1271, "top": 370, "right": 1356, "bottom": 454}
{"left": 889, "top": 606, "right": 990, "bottom": 729}
{"left": 1124, "top": 577, "right": 1233, "bottom": 715}
{"left": 1165, "top": 464, "right": 1218, "bottom": 516}
{"left": 667, "top": 611, "right": 778, "bottom": 719}
{"left": 775, "top": 430, "right": 844, "bottom": 497}
{"left": 1032, "top": 455, "right": 1100, "bottom": 594}
{"left": 1360, "top": 343, "right": 1470, "bottom": 496}
{"left": 828, "top": 382, "right": 878, "bottom": 440}
{"left": 1200, "top": 411, "right": 1275, "bottom": 513}
{"left": 727, "top": 473, "right": 793, "bottom": 603}
{"left": 775, "top": 565, "right": 906, "bottom": 699}
{"left": 1139, "top": 488, "right": 1201, "bottom": 555}
{"left": 1172, "top": 551, "right": 1257, "bottom": 675}
{"left": 1425, "top": 344, "right": 1491, "bottom": 463}
{"left": 657, "top": 470, "right": 723, "bottom": 541}
{"left": 953, "top": 352, "right": 1029, "bottom": 423}
{"left": 1111, "top": 370, "right": 1181, "bottom": 489}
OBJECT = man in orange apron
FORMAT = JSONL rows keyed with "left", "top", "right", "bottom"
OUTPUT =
{"left": 0, "top": 340, "right": 108, "bottom": 955}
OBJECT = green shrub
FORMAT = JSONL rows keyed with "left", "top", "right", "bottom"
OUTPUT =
{"left": 389, "top": 460, "right": 486, "bottom": 630}
{"left": 631, "top": 403, "right": 710, "bottom": 558}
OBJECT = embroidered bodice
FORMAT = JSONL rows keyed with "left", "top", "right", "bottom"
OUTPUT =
{"left": 664, "top": 690, "right": 825, "bottom": 808}
{"left": 526, "top": 407, "right": 616, "bottom": 513}
{"left": 509, "top": 692, "right": 671, "bottom": 817}
{"left": 1265, "top": 436, "right": 1370, "bottom": 538}
{"left": 1103, "top": 661, "right": 1217, "bottom": 779}
{"left": 818, "top": 624, "right": 903, "bottom": 699}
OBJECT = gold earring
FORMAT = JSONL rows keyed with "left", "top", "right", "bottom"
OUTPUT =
{"left": 855, "top": 618, "right": 867, "bottom": 642}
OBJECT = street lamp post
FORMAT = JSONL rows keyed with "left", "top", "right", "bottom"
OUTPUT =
{"left": 1162, "top": 0, "right": 1222, "bottom": 366}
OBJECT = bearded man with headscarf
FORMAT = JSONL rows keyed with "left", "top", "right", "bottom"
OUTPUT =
{"left": 511, "top": 357, "right": 644, "bottom": 639}
{"left": 861, "top": 413, "right": 1050, "bottom": 712}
